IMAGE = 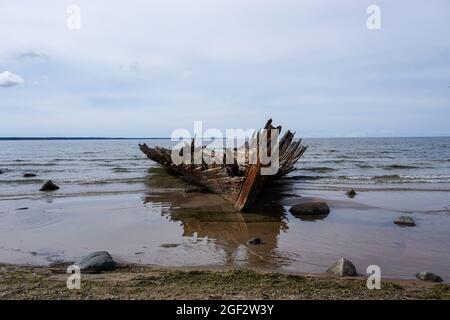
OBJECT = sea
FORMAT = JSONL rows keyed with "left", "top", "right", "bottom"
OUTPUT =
{"left": 1, "top": 137, "right": 449, "bottom": 280}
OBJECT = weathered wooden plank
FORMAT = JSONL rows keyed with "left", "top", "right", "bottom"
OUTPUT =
{"left": 139, "top": 119, "right": 307, "bottom": 211}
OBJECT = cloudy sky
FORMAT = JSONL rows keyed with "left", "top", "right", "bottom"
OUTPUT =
{"left": 0, "top": 0, "right": 449, "bottom": 137}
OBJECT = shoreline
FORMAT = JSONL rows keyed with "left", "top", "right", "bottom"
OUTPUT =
{"left": 1, "top": 190, "right": 450, "bottom": 282}
{"left": 1, "top": 262, "right": 449, "bottom": 300}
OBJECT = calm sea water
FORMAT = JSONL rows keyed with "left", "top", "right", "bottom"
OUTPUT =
{"left": 1, "top": 138, "right": 450, "bottom": 280}
{"left": 1, "top": 137, "right": 450, "bottom": 199}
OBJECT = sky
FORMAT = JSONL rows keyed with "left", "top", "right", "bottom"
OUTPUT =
{"left": 0, "top": 0, "right": 449, "bottom": 137}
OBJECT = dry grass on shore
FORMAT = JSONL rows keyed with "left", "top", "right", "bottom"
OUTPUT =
{"left": 1, "top": 264, "right": 449, "bottom": 300}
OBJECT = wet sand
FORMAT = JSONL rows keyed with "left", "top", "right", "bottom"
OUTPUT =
{"left": 0, "top": 168, "right": 449, "bottom": 283}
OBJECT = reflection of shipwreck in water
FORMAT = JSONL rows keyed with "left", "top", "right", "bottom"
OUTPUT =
{"left": 139, "top": 119, "right": 307, "bottom": 211}
{"left": 143, "top": 173, "right": 292, "bottom": 268}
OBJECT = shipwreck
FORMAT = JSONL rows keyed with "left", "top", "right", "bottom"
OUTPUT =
{"left": 139, "top": 119, "right": 307, "bottom": 212}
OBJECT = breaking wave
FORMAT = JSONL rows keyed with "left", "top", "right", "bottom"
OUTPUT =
{"left": 301, "top": 167, "right": 337, "bottom": 173}
{"left": 382, "top": 164, "right": 420, "bottom": 170}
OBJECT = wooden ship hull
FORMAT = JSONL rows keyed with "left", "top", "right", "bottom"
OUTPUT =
{"left": 139, "top": 119, "right": 307, "bottom": 212}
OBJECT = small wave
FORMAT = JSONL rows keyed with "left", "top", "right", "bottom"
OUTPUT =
{"left": 112, "top": 167, "right": 131, "bottom": 173}
{"left": 355, "top": 164, "right": 373, "bottom": 168}
{"left": 371, "top": 174, "right": 402, "bottom": 181}
{"left": 1, "top": 177, "right": 147, "bottom": 186}
{"left": 331, "top": 159, "right": 366, "bottom": 163}
{"left": 78, "top": 177, "right": 146, "bottom": 185}
{"left": 382, "top": 164, "right": 419, "bottom": 170}
{"left": 84, "top": 158, "right": 145, "bottom": 162}
{"left": 327, "top": 174, "right": 450, "bottom": 184}
{"left": 286, "top": 175, "right": 323, "bottom": 181}
{"left": 329, "top": 160, "right": 345, "bottom": 164}
{"left": 0, "top": 163, "right": 59, "bottom": 167}
{"left": 337, "top": 174, "right": 401, "bottom": 181}
{"left": 51, "top": 158, "right": 77, "bottom": 162}
{"left": 0, "top": 179, "right": 42, "bottom": 184}
{"left": 301, "top": 167, "right": 336, "bottom": 173}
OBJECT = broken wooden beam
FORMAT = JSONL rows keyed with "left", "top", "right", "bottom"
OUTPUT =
{"left": 139, "top": 119, "right": 307, "bottom": 211}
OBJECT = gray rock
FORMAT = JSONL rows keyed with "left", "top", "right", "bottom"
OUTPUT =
{"left": 39, "top": 180, "right": 59, "bottom": 192}
{"left": 416, "top": 272, "right": 443, "bottom": 283}
{"left": 74, "top": 251, "right": 116, "bottom": 272}
{"left": 16, "top": 207, "right": 29, "bottom": 211}
{"left": 394, "top": 216, "right": 416, "bottom": 227}
{"left": 247, "top": 237, "right": 262, "bottom": 245}
{"left": 295, "top": 214, "right": 329, "bottom": 222}
{"left": 289, "top": 201, "right": 330, "bottom": 216}
{"left": 23, "top": 173, "right": 37, "bottom": 178}
{"left": 346, "top": 189, "right": 357, "bottom": 198}
{"left": 327, "top": 257, "right": 357, "bottom": 277}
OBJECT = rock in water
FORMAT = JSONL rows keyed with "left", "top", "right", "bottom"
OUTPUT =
{"left": 75, "top": 251, "right": 116, "bottom": 272}
{"left": 416, "top": 272, "right": 443, "bottom": 283}
{"left": 23, "top": 173, "right": 37, "bottom": 178}
{"left": 327, "top": 257, "right": 357, "bottom": 277}
{"left": 394, "top": 216, "right": 416, "bottom": 227}
{"left": 247, "top": 237, "right": 262, "bottom": 245}
{"left": 346, "top": 189, "right": 357, "bottom": 198}
{"left": 39, "top": 180, "right": 59, "bottom": 192}
{"left": 289, "top": 202, "right": 330, "bottom": 216}
{"left": 0, "top": 169, "right": 4, "bottom": 174}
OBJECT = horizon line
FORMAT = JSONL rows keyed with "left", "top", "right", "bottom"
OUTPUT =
{"left": 1, "top": 135, "right": 450, "bottom": 141}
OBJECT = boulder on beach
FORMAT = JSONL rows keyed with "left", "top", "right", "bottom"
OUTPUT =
{"left": 289, "top": 201, "right": 330, "bottom": 216}
{"left": 394, "top": 216, "right": 416, "bottom": 227}
{"left": 39, "top": 180, "right": 59, "bottom": 192}
{"left": 416, "top": 272, "right": 443, "bottom": 283}
{"left": 23, "top": 173, "right": 37, "bottom": 178}
{"left": 327, "top": 257, "right": 358, "bottom": 277}
{"left": 74, "top": 251, "right": 116, "bottom": 272}
{"left": 247, "top": 237, "right": 262, "bottom": 245}
{"left": 346, "top": 189, "right": 357, "bottom": 198}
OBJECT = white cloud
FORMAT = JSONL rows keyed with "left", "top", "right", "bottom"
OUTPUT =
{"left": 0, "top": 71, "right": 25, "bottom": 87}
{"left": 0, "top": 1, "right": 449, "bottom": 136}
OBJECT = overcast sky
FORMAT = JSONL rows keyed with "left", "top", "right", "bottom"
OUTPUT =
{"left": 0, "top": 0, "right": 449, "bottom": 137}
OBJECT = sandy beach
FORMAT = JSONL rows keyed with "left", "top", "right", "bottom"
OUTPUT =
{"left": 1, "top": 138, "right": 450, "bottom": 299}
